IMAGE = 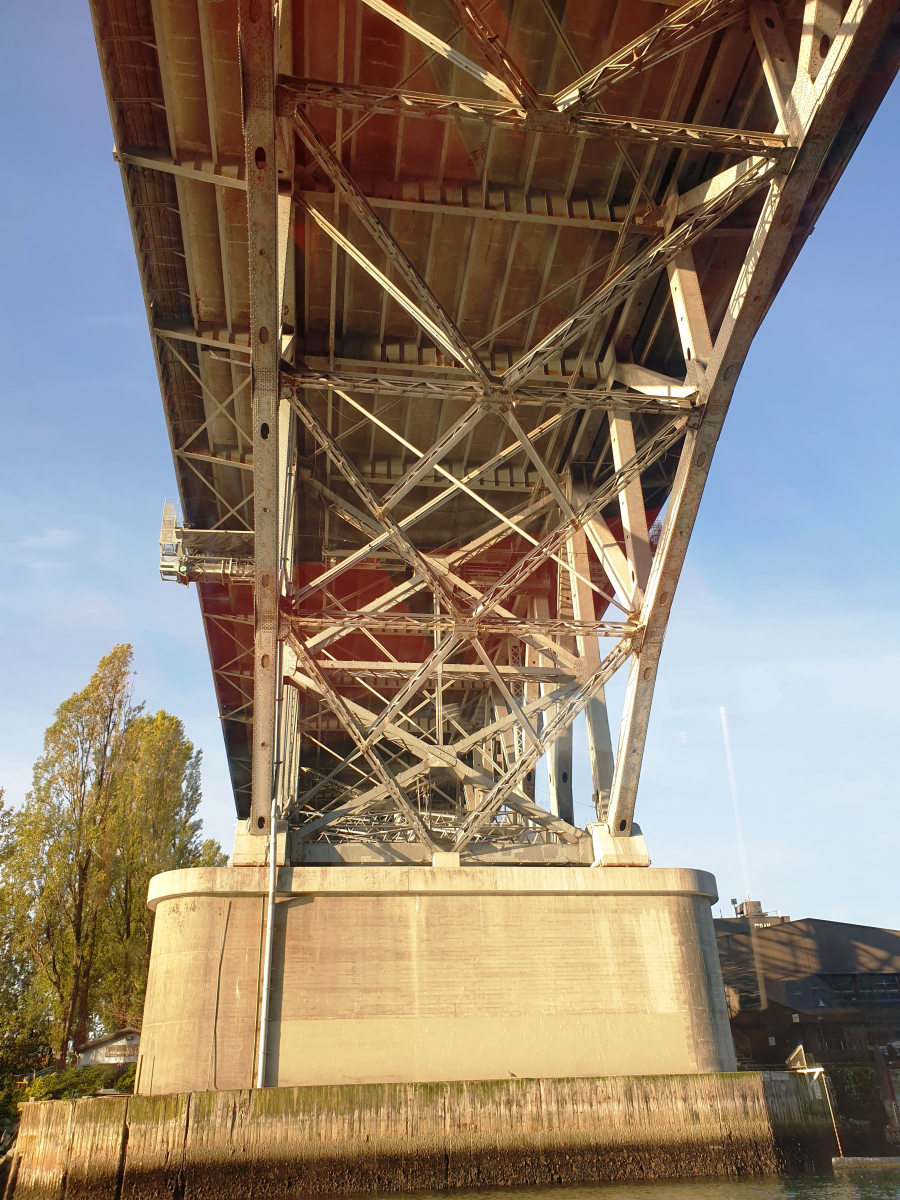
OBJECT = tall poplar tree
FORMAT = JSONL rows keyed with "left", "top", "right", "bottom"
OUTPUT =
{"left": 6, "top": 646, "right": 136, "bottom": 1064}
{"left": 98, "top": 709, "right": 224, "bottom": 1030}
{"left": 0, "top": 790, "right": 52, "bottom": 1099}
{"left": 0, "top": 645, "right": 225, "bottom": 1068}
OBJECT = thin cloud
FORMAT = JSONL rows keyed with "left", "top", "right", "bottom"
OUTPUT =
{"left": 20, "top": 530, "right": 79, "bottom": 551}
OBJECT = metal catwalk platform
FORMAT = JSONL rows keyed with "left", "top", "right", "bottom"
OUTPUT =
{"left": 92, "top": 0, "right": 899, "bottom": 859}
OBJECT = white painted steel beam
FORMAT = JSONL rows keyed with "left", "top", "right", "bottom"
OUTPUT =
{"left": 288, "top": 368, "right": 697, "bottom": 413}
{"left": 576, "top": 509, "right": 635, "bottom": 608}
{"left": 608, "top": 409, "right": 653, "bottom": 602}
{"left": 605, "top": 0, "right": 895, "bottom": 837}
{"left": 278, "top": 77, "right": 790, "bottom": 157}
{"left": 239, "top": 0, "right": 280, "bottom": 838}
{"left": 284, "top": 634, "right": 581, "bottom": 839}
{"left": 797, "top": 0, "right": 844, "bottom": 84}
{"left": 666, "top": 249, "right": 714, "bottom": 380}
{"left": 503, "top": 155, "right": 778, "bottom": 387}
{"left": 446, "top": 0, "right": 542, "bottom": 109}
{"left": 357, "top": 0, "right": 518, "bottom": 102}
{"left": 117, "top": 145, "right": 248, "bottom": 188}
{"left": 567, "top": 523, "right": 615, "bottom": 818}
{"left": 300, "top": 185, "right": 629, "bottom": 235}
{"left": 470, "top": 415, "right": 688, "bottom": 618}
{"left": 451, "top": 637, "right": 635, "bottom": 851}
{"left": 548, "top": 724, "right": 574, "bottom": 823}
{"left": 305, "top": 388, "right": 613, "bottom": 610}
{"left": 292, "top": 108, "right": 491, "bottom": 383}
{"left": 750, "top": 2, "right": 804, "bottom": 141}
{"left": 291, "top": 394, "right": 459, "bottom": 609}
{"left": 289, "top": 613, "right": 630, "bottom": 640}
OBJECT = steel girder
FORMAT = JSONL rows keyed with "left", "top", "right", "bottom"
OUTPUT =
{"left": 276, "top": 77, "right": 791, "bottom": 158}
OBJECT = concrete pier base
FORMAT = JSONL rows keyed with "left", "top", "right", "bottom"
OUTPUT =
{"left": 137, "top": 864, "right": 736, "bottom": 1095}
{"left": 6, "top": 1072, "right": 836, "bottom": 1200}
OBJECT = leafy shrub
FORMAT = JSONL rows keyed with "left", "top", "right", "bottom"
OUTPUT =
{"left": 827, "top": 1064, "right": 883, "bottom": 1115}
{"left": 114, "top": 1064, "right": 135, "bottom": 1093}
{"left": 0, "top": 1088, "right": 21, "bottom": 1127}
{"left": 21, "top": 1065, "right": 120, "bottom": 1104}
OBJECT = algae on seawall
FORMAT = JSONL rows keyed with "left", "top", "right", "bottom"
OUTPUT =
{"left": 5, "top": 1073, "right": 836, "bottom": 1200}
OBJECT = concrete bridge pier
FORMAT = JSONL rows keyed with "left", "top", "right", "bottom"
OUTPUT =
{"left": 136, "top": 862, "right": 735, "bottom": 1095}
{"left": 8, "top": 861, "right": 840, "bottom": 1199}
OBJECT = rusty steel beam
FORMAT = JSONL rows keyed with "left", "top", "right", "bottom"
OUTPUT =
{"left": 277, "top": 77, "right": 790, "bottom": 157}
{"left": 553, "top": 0, "right": 749, "bottom": 110}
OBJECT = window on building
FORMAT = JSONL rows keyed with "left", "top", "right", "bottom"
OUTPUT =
{"left": 822, "top": 1028, "right": 847, "bottom": 1051}
{"left": 869, "top": 1030, "right": 893, "bottom": 1047}
{"left": 818, "top": 974, "right": 900, "bottom": 1004}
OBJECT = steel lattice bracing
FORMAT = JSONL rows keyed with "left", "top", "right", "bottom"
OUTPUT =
{"left": 92, "top": 0, "right": 899, "bottom": 856}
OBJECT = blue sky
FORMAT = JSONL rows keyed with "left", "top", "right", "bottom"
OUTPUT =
{"left": 1, "top": 3, "right": 897, "bottom": 928}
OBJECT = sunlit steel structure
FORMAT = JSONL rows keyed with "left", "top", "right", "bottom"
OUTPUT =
{"left": 91, "top": 0, "right": 899, "bottom": 861}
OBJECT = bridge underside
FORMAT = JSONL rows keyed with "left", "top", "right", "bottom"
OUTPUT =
{"left": 90, "top": 0, "right": 898, "bottom": 859}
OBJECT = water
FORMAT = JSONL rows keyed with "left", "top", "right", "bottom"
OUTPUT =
{"left": 351, "top": 1174, "right": 900, "bottom": 1200}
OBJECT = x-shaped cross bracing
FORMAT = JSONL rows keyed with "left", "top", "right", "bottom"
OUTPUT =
{"left": 236, "top": 0, "right": 888, "bottom": 848}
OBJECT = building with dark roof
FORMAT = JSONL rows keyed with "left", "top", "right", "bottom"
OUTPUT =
{"left": 715, "top": 907, "right": 900, "bottom": 1151}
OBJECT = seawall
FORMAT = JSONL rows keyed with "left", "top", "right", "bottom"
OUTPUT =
{"left": 6, "top": 1071, "right": 835, "bottom": 1198}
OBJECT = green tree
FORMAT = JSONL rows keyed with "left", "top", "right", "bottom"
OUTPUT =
{"left": 0, "top": 645, "right": 226, "bottom": 1072}
{"left": 0, "top": 790, "right": 53, "bottom": 1122}
{"left": 98, "top": 710, "right": 226, "bottom": 1029}
{"left": 5, "top": 646, "right": 137, "bottom": 1065}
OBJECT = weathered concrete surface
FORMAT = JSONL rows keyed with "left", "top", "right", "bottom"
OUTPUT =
{"left": 6, "top": 1072, "right": 835, "bottom": 1200}
{"left": 5, "top": 1100, "right": 73, "bottom": 1200}
{"left": 138, "top": 865, "right": 735, "bottom": 1094}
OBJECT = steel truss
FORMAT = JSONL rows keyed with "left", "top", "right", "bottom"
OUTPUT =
{"left": 275, "top": 0, "right": 893, "bottom": 851}
{"left": 272, "top": 0, "right": 893, "bottom": 849}
{"left": 98, "top": 0, "right": 899, "bottom": 849}
{"left": 277, "top": 78, "right": 791, "bottom": 159}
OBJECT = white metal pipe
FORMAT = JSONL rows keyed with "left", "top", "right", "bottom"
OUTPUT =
{"left": 255, "top": 787, "right": 278, "bottom": 1089}
{"left": 256, "top": 642, "right": 285, "bottom": 1089}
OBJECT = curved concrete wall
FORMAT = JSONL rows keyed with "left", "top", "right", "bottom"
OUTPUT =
{"left": 137, "top": 866, "right": 736, "bottom": 1095}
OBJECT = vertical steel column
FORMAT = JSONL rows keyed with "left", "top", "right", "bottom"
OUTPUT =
{"left": 567, "top": 525, "right": 615, "bottom": 818}
{"left": 548, "top": 570, "right": 575, "bottom": 824}
{"left": 549, "top": 730, "right": 574, "bottom": 824}
{"left": 240, "top": 0, "right": 279, "bottom": 838}
{"left": 608, "top": 407, "right": 653, "bottom": 597}
{"left": 276, "top": 1, "right": 297, "bottom": 818}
